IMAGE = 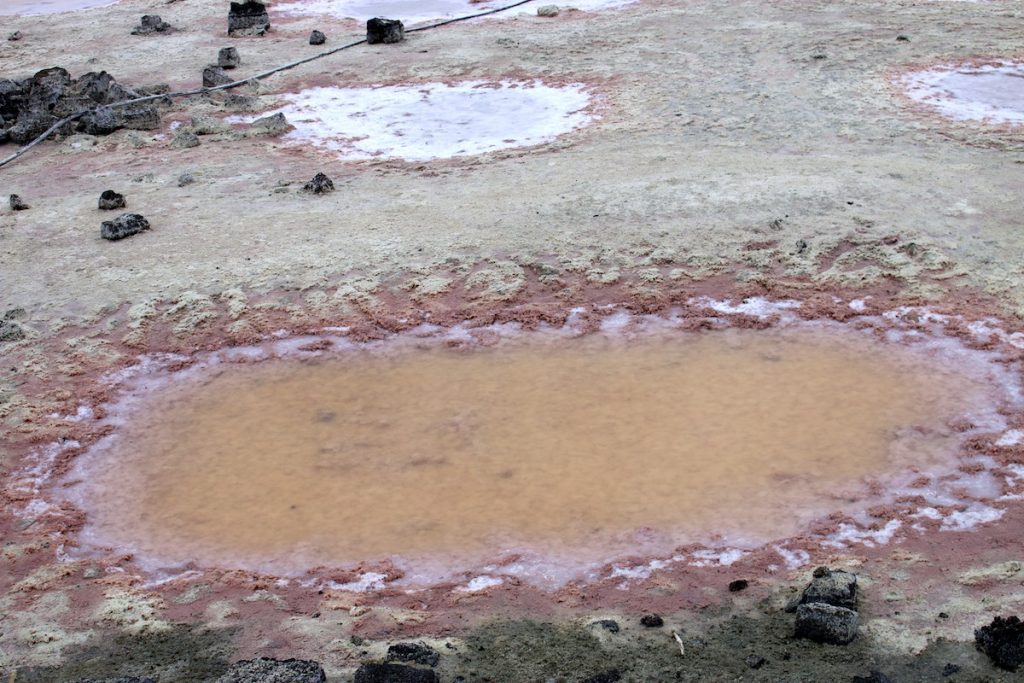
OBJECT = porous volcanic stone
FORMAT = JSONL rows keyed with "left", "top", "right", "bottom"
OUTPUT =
{"left": 0, "top": 320, "right": 26, "bottom": 342}
{"left": 852, "top": 672, "right": 894, "bottom": 683}
{"left": 640, "top": 614, "right": 663, "bottom": 628}
{"left": 309, "top": 30, "right": 326, "bottom": 45}
{"left": 353, "top": 663, "right": 438, "bottom": 683}
{"left": 786, "top": 567, "right": 857, "bottom": 612}
{"left": 171, "top": 129, "right": 200, "bottom": 149}
{"left": 250, "top": 111, "right": 292, "bottom": 136}
{"left": 975, "top": 615, "right": 1024, "bottom": 671}
{"left": 387, "top": 642, "right": 439, "bottom": 667}
{"left": 367, "top": 17, "right": 404, "bottom": 44}
{"left": 100, "top": 213, "right": 150, "bottom": 241}
{"left": 215, "top": 657, "right": 326, "bottom": 682}
{"left": 729, "top": 579, "right": 750, "bottom": 592}
{"left": 228, "top": 1, "right": 270, "bottom": 36}
{"left": 794, "top": 603, "right": 859, "bottom": 645}
{"left": 131, "top": 15, "right": 172, "bottom": 35}
{"left": 9, "top": 194, "right": 29, "bottom": 210}
{"left": 98, "top": 190, "right": 126, "bottom": 210}
{"left": 218, "top": 47, "right": 240, "bottom": 69}
{"left": 203, "top": 66, "right": 233, "bottom": 88}
{"left": 303, "top": 172, "right": 334, "bottom": 194}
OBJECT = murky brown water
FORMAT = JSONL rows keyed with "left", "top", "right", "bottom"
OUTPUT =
{"left": 74, "top": 329, "right": 982, "bottom": 574}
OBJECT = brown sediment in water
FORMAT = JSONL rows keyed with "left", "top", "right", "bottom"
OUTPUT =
{"left": 67, "top": 327, "right": 981, "bottom": 578}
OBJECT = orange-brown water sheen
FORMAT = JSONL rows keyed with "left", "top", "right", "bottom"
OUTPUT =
{"left": 86, "top": 330, "right": 979, "bottom": 570}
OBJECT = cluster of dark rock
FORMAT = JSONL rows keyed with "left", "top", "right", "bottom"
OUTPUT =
{"left": 976, "top": 615, "right": 1024, "bottom": 671}
{"left": 367, "top": 17, "right": 405, "bottom": 45}
{"left": 228, "top": 1, "right": 270, "bottom": 37}
{"left": 0, "top": 67, "right": 163, "bottom": 145}
{"left": 787, "top": 566, "right": 859, "bottom": 645}
{"left": 131, "top": 15, "right": 174, "bottom": 36}
{"left": 303, "top": 172, "right": 335, "bottom": 194}
{"left": 354, "top": 642, "right": 440, "bottom": 683}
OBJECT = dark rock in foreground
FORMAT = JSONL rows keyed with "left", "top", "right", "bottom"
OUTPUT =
{"left": 794, "top": 603, "right": 859, "bottom": 645}
{"left": 9, "top": 193, "right": 29, "bottom": 210}
{"left": 367, "top": 17, "right": 404, "bottom": 44}
{"left": 787, "top": 567, "right": 858, "bottom": 612}
{"left": 852, "top": 672, "right": 893, "bottom": 683}
{"left": 101, "top": 213, "right": 150, "bottom": 241}
{"left": 309, "top": 30, "right": 327, "bottom": 45}
{"left": 303, "top": 172, "right": 334, "bottom": 194}
{"left": 203, "top": 66, "right": 233, "bottom": 88}
{"left": 98, "top": 190, "right": 125, "bottom": 210}
{"left": 216, "top": 657, "right": 326, "bottom": 682}
{"left": 131, "top": 15, "right": 173, "bottom": 35}
{"left": 0, "top": 320, "right": 26, "bottom": 342}
{"left": 387, "top": 642, "right": 439, "bottom": 667}
{"left": 354, "top": 663, "right": 438, "bottom": 683}
{"left": 228, "top": 1, "right": 270, "bottom": 36}
{"left": 581, "top": 671, "right": 621, "bottom": 683}
{"left": 975, "top": 615, "right": 1024, "bottom": 671}
{"left": 218, "top": 47, "right": 241, "bottom": 69}
{"left": 729, "top": 579, "right": 749, "bottom": 592}
{"left": 640, "top": 614, "right": 663, "bottom": 627}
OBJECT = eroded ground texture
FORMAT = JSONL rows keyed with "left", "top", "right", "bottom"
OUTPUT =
{"left": 3, "top": 0, "right": 1024, "bottom": 680}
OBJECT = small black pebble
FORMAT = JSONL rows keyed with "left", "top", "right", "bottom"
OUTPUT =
{"left": 309, "top": 29, "right": 326, "bottom": 45}
{"left": 939, "top": 612, "right": 950, "bottom": 619}
{"left": 942, "top": 663, "right": 960, "bottom": 677}
{"left": 594, "top": 619, "right": 620, "bottom": 633}
{"left": 640, "top": 614, "right": 663, "bottom": 628}
{"left": 745, "top": 655, "right": 766, "bottom": 670}
{"left": 98, "top": 189, "right": 126, "bottom": 210}
{"left": 728, "top": 579, "right": 749, "bottom": 592}
{"left": 350, "top": 635, "right": 364, "bottom": 645}
{"left": 896, "top": 34, "right": 910, "bottom": 42}
{"left": 9, "top": 194, "right": 29, "bottom": 211}
{"left": 303, "top": 172, "right": 335, "bottom": 194}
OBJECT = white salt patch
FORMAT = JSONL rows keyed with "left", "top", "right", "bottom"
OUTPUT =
{"left": 234, "top": 81, "right": 594, "bottom": 161}
{"left": 691, "top": 297, "right": 801, "bottom": 319}
{"left": 942, "top": 504, "right": 1005, "bottom": 531}
{"left": 902, "top": 61, "right": 1024, "bottom": 126}
{"left": 610, "top": 558, "right": 671, "bottom": 581}
{"left": 456, "top": 576, "right": 504, "bottom": 592}
{"left": 328, "top": 572, "right": 387, "bottom": 592}
{"left": 996, "top": 429, "right": 1024, "bottom": 447}
{"left": 774, "top": 546, "right": 811, "bottom": 570}
{"left": 849, "top": 299, "right": 868, "bottom": 312}
{"left": 689, "top": 549, "right": 747, "bottom": 567}
{"left": 913, "top": 507, "right": 943, "bottom": 520}
{"left": 273, "top": 0, "right": 637, "bottom": 23}
{"left": 0, "top": 0, "right": 116, "bottom": 15}
{"left": 824, "top": 520, "right": 901, "bottom": 548}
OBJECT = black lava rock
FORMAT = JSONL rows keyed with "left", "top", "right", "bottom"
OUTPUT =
{"left": 786, "top": 567, "right": 858, "bottom": 612}
{"left": 0, "top": 320, "right": 26, "bottom": 342}
{"left": 131, "top": 15, "right": 173, "bottom": 35}
{"left": 203, "top": 66, "right": 233, "bottom": 88}
{"left": 218, "top": 47, "right": 240, "bottom": 69}
{"left": 581, "top": 671, "right": 622, "bottom": 683}
{"left": 387, "top": 642, "right": 439, "bottom": 667}
{"left": 9, "top": 31, "right": 22, "bottom": 41}
{"left": 794, "top": 603, "right": 859, "bottom": 645}
{"left": 975, "top": 615, "right": 1024, "bottom": 671}
{"left": 309, "top": 29, "right": 327, "bottom": 45}
{"left": 852, "top": 672, "right": 893, "bottom": 683}
{"left": 228, "top": 1, "right": 270, "bottom": 36}
{"left": 367, "top": 17, "right": 404, "bottom": 44}
{"left": 303, "top": 172, "right": 335, "bottom": 194}
{"left": 942, "top": 662, "right": 961, "bottom": 677}
{"left": 100, "top": 213, "right": 150, "bottom": 241}
{"left": 594, "top": 619, "right": 620, "bottom": 633}
{"left": 729, "top": 579, "right": 750, "bottom": 592}
{"left": 98, "top": 190, "right": 126, "bottom": 210}
{"left": 9, "top": 194, "right": 29, "bottom": 210}
{"left": 353, "top": 663, "right": 439, "bottom": 683}
{"left": 215, "top": 657, "right": 326, "bottom": 682}
{"left": 640, "top": 614, "right": 663, "bottom": 628}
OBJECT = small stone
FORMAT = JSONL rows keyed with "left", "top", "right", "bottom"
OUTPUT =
{"left": 941, "top": 663, "right": 960, "bottom": 677}
{"left": 98, "top": 190, "right": 126, "bottom": 210}
{"left": 177, "top": 172, "right": 195, "bottom": 187}
{"left": 851, "top": 672, "right": 893, "bottom": 683}
{"left": 203, "top": 66, "right": 233, "bottom": 88}
{"left": 9, "top": 194, "right": 29, "bottom": 211}
{"left": 215, "top": 657, "right": 326, "bottom": 683}
{"left": 228, "top": 1, "right": 271, "bottom": 36}
{"left": 350, "top": 635, "right": 365, "bottom": 646}
{"left": 223, "top": 93, "right": 258, "bottom": 111}
{"left": 581, "top": 671, "right": 621, "bottom": 683}
{"left": 0, "top": 320, "right": 26, "bottom": 342}
{"left": 8, "top": 30, "right": 22, "bottom": 41}
{"left": 250, "top": 111, "right": 292, "bottom": 136}
{"left": 101, "top": 213, "right": 150, "bottom": 241}
{"left": 190, "top": 115, "right": 231, "bottom": 135}
{"left": 353, "top": 663, "right": 438, "bottom": 683}
{"left": 593, "top": 619, "right": 620, "bottom": 633}
{"left": 639, "top": 614, "right": 663, "bottom": 628}
{"left": 975, "top": 615, "right": 1024, "bottom": 672}
{"left": 536, "top": 5, "right": 559, "bottom": 16}
{"left": 728, "top": 579, "right": 749, "bottom": 592}
{"left": 794, "top": 603, "right": 859, "bottom": 645}
{"left": 387, "top": 642, "right": 439, "bottom": 667}
{"left": 786, "top": 567, "right": 857, "bottom": 612}
{"left": 131, "top": 15, "right": 173, "bottom": 35}
{"left": 302, "top": 172, "right": 334, "bottom": 194}
{"left": 218, "top": 46, "right": 240, "bottom": 69}
{"left": 309, "top": 29, "right": 327, "bottom": 45}
{"left": 745, "top": 655, "right": 766, "bottom": 670}
{"left": 4, "top": 308, "right": 27, "bottom": 320}
{"left": 366, "top": 17, "right": 404, "bottom": 44}
{"left": 939, "top": 612, "right": 950, "bottom": 619}
{"left": 171, "top": 129, "right": 200, "bottom": 149}
{"left": 896, "top": 34, "right": 910, "bottom": 42}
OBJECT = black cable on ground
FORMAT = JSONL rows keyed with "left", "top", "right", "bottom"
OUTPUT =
{"left": 0, "top": 0, "right": 540, "bottom": 170}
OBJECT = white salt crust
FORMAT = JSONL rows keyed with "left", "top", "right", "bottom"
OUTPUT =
{"left": 11, "top": 299, "right": 1024, "bottom": 592}
{"left": 0, "top": 0, "right": 116, "bottom": 16}
{"left": 272, "top": 0, "right": 638, "bottom": 24}
{"left": 900, "top": 61, "right": 1024, "bottom": 126}
{"left": 229, "top": 80, "right": 595, "bottom": 161}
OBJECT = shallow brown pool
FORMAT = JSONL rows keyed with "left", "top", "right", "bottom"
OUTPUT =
{"left": 63, "top": 326, "right": 986, "bottom": 578}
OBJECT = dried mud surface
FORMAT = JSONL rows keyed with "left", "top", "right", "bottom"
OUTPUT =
{"left": 2, "top": 0, "right": 1024, "bottom": 680}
